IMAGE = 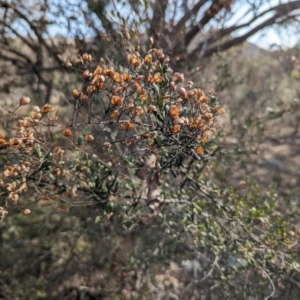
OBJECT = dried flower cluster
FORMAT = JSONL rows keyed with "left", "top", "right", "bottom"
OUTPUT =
{"left": 0, "top": 47, "right": 223, "bottom": 215}
{"left": 69, "top": 48, "right": 223, "bottom": 160}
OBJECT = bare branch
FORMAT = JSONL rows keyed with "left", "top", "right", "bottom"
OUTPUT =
{"left": 173, "top": 0, "right": 207, "bottom": 32}
{"left": 184, "top": 0, "right": 234, "bottom": 47}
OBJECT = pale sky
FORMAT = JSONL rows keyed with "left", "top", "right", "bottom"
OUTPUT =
{"left": 44, "top": 0, "right": 300, "bottom": 50}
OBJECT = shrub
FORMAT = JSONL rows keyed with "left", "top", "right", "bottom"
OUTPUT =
{"left": 0, "top": 47, "right": 222, "bottom": 218}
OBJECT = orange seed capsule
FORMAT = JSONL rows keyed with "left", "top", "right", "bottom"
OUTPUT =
{"left": 140, "top": 92, "right": 148, "bottom": 101}
{"left": 127, "top": 54, "right": 133, "bottom": 63}
{"left": 84, "top": 135, "right": 94, "bottom": 142}
{"left": 171, "top": 125, "right": 181, "bottom": 134}
{"left": 131, "top": 58, "right": 141, "bottom": 68}
{"left": 19, "top": 96, "right": 31, "bottom": 106}
{"left": 72, "top": 89, "right": 81, "bottom": 98}
{"left": 153, "top": 72, "right": 163, "bottom": 83}
{"left": 110, "top": 95, "right": 123, "bottom": 107}
{"left": 169, "top": 81, "right": 176, "bottom": 91}
{"left": 134, "top": 106, "right": 144, "bottom": 116}
{"left": 147, "top": 105, "right": 157, "bottom": 112}
{"left": 200, "top": 95, "right": 208, "bottom": 103}
{"left": 144, "top": 54, "right": 152, "bottom": 64}
{"left": 62, "top": 129, "right": 72, "bottom": 137}
{"left": 82, "top": 53, "right": 92, "bottom": 62}
{"left": 30, "top": 111, "right": 41, "bottom": 120}
{"left": 113, "top": 72, "right": 123, "bottom": 83}
{"left": 133, "top": 82, "right": 142, "bottom": 94}
{"left": 147, "top": 75, "right": 155, "bottom": 83}
{"left": 23, "top": 209, "right": 31, "bottom": 215}
{"left": 169, "top": 105, "right": 179, "bottom": 120}
{"left": 201, "top": 134, "right": 209, "bottom": 144}
{"left": 110, "top": 110, "right": 119, "bottom": 119}
{"left": 93, "top": 66, "right": 102, "bottom": 75}
{"left": 103, "top": 68, "right": 114, "bottom": 77}
{"left": 97, "top": 82, "right": 105, "bottom": 91}
{"left": 179, "top": 87, "right": 186, "bottom": 98}
{"left": 114, "top": 86, "right": 123, "bottom": 94}
{"left": 80, "top": 94, "right": 89, "bottom": 104}
{"left": 82, "top": 70, "right": 93, "bottom": 81}
{"left": 41, "top": 104, "right": 55, "bottom": 114}
{"left": 196, "top": 146, "right": 204, "bottom": 155}
{"left": 123, "top": 73, "right": 132, "bottom": 82}
{"left": 119, "top": 122, "right": 135, "bottom": 131}
{"left": 124, "top": 103, "right": 134, "bottom": 110}
{"left": 86, "top": 85, "right": 96, "bottom": 94}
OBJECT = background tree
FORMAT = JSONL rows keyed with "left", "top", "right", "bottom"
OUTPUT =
{"left": 1, "top": 0, "right": 300, "bottom": 104}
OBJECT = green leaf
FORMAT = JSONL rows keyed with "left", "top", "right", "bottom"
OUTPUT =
{"left": 77, "top": 135, "right": 84, "bottom": 146}
{"left": 34, "top": 143, "right": 42, "bottom": 160}
{"left": 95, "top": 216, "right": 101, "bottom": 224}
